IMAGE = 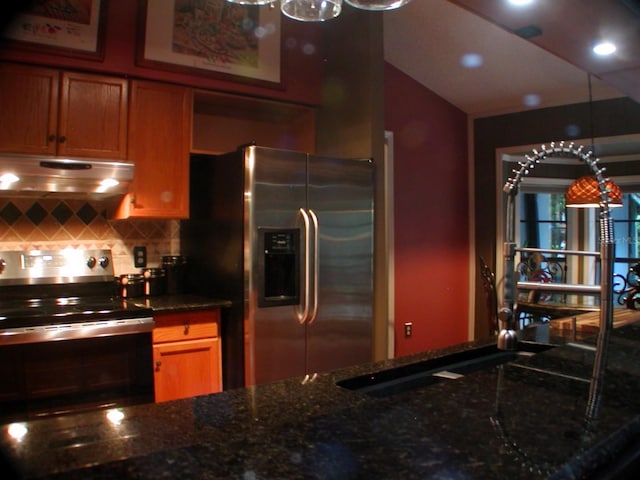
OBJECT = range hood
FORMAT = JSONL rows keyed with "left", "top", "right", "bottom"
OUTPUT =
{"left": 0, "top": 155, "right": 133, "bottom": 199}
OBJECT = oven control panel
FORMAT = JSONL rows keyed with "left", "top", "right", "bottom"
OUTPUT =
{"left": 0, "top": 249, "right": 114, "bottom": 285}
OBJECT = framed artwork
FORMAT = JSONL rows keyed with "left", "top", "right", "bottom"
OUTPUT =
{"left": 139, "top": 0, "right": 282, "bottom": 87}
{"left": 1, "top": 0, "right": 108, "bottom": 60}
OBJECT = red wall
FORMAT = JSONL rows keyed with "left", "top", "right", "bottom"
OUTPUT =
{"left": 384, "top": 62, "right": 469, "bottom": 357}
{"left": 0, "top": 1, "right": 323, "bottom": 105}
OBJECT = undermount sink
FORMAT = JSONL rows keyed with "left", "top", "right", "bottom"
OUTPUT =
{"left": 336, "top": 342, "right": 555, "bottom": 398}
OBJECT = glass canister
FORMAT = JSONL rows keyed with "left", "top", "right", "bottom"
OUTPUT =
{"left": 119, "top": 274, "right": 145, "bottom": 298}
{"left": 162, "top": 255, "right": 188, "bottom": 294}
{"left": 142, "top": 268, "right": 166, "bottom": 296}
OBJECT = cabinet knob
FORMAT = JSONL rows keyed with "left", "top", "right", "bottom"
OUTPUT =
{"left": 58, "top": 135, "right": 66, "bottom": 143}
{"left": 47, "top": 134, "right": 56, "bottom": 142}
{"left": 184, "top": 323, "right": 190, "bottom": 334}
{"left": 155, "top": 360, "right": 162, "bottom": 369}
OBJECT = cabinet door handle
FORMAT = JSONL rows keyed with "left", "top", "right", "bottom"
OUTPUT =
{"left": 47, "top": 134, "right": 56, "bottom": 142}
{"left": 58, "top": 135, "right": 66, "bottom": 143}
{"left": 155, "top": 360, "right": 161, "bottom": 370}
{"left": 184, "top": 322, "right": 190, "bottom": 334}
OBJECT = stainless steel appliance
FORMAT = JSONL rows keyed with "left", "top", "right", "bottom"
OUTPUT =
{"left": 0, "top": 154, "right": 133, "bottom": 199}
{"left": 0, "top": 249, "right": 154, "bottom": 423}
{"left": 181, "top": 145, "right": 374, "bottom": 388}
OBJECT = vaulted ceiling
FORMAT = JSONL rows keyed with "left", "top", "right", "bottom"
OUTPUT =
{"left": 383, "top": 0, "right": 639, "bottom": 118}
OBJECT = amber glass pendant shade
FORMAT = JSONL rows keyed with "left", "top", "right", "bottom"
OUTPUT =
{"left": 566, "top": 175, "right": 623, "bottom": 208}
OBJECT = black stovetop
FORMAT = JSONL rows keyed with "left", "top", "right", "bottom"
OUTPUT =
{"left": 0, "top": 294, "right": 151, "bottom": 329}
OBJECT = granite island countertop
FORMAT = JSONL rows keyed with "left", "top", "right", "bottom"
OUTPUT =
{"left": 126, "top": 294, "right": 231, "bottom": 314}
{"left": 2, "top": 323, "right": 640, "bottom": 479}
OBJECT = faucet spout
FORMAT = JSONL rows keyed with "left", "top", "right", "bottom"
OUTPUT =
{"left": 499, "top": 141, "right": 617, "bottom": 417}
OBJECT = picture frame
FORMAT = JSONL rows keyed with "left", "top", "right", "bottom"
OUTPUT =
{"left": 1, "top": 0, "right": 108, "bottom": 61}
{"left": 138, "top": 0, "right": 282, "bottom": 87}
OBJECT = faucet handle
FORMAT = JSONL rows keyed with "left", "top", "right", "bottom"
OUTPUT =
{"left": 497, "top": 307, "right": 518, "bottom": 351}
{"left": 498, "top": 307, "right": 512, "bottom": 329}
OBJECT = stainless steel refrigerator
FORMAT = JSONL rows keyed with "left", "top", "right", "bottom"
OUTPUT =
{"left": 181, "top": 145, "right": 374, "bottom": 389}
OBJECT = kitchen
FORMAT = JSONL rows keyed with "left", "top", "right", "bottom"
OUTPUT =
{"left": 2, "top": 0, "right": 640, "bottom": 478}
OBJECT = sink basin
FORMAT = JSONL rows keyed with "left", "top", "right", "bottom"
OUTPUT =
{"left": 336, "top": 342, "right": 554, "bottom": 398}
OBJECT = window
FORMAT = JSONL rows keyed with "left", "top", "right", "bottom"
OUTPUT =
{"left": 610, "top": 193, "right": 640, "bottom": 294}
{"left": 519, "top": 192, "right": 566, "bottom": 251}
{"left": 518, "top": 192, "right": 567, "bottom": 306}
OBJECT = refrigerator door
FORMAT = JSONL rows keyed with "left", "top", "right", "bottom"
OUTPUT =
{"left": 247, "top": 146, "right": 309, "bottom": 385}
{"left": 306, "top": 155, "right": 374, "bottom": 375}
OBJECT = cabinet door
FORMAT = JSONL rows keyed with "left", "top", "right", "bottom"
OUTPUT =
{"left": 58, "top": 71, "right": 128, "bottom": 159}
{"left": 0, "top": 63, "right": 58, "bottom": 155}
{"left": 153, "top": 337, "right": 222, "bottom": 402}
{"left": 117, "top": 80, "right": 191, "bottom": 219}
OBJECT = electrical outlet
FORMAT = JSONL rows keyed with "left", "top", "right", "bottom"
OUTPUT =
{"left": 133, "top": 246, "right": 147, "bottom": 268}
{"left": 404, "top": 322, "right": 413, "bottom": 338}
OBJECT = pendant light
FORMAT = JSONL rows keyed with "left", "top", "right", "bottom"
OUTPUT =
{"left": 281, "top": 0, "right": 343, "bottom": 22}
{"left": 345, "top": 0, "right": 412, "bottom": 10}
{"left": 224, "top": 0, "right": 413, "bottom": 21}
{"left": 565, "top": 72, "right": 623, "bottom": 209}
{"left": 225, "top": 0, "right": 278, "bottom": 4}
{"left": 566, "top": 175, "right": 623, "bottom": 208}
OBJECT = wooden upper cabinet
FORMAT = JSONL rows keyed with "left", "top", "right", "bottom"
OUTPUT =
{"left": 0, "top": 63, "right": 59, "bottom": 155}
{"left": 58, "top": 71, "right": 128, "bottom": 159}
{"left": 114, "top": 80, "right": 191, "bottom": 219}
{"left": 0, "top": 63, "right": 127, "bottom": 159}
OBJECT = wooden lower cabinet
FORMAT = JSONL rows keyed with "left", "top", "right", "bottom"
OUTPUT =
{"left": 152, "top": 310, "right": 222, "bottom": 402}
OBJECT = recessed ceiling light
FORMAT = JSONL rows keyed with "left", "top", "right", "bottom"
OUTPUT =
{"left": 508, "top": 0, "right": 534, "bottom": 6}
{"left": 460, "top": 53, "right": 483, "bottom": 68}
{"left": 593, "top": 41, "right": 617, "bottom": 56}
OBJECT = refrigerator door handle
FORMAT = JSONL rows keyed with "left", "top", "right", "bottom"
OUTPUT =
{"left": 308, "top": 209, "right": 320, "bottom": 324}
{"left": 297, "top": 208, "right": 311, "bottom": 324}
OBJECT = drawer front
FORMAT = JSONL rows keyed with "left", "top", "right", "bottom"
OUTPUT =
{"left": 153, "top": 310, "right": 220, "bottom": 343}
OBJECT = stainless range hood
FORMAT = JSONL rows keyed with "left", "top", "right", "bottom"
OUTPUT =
{"left": 0, "top": 155, "right": 133, "bottom": 199}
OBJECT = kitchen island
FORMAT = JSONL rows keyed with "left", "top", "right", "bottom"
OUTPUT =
{"left": 2, "top": 321, "right": 640, "bottom": 479}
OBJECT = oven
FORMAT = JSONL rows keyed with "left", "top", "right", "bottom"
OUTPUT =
{"left": 0, "top": 249, "right": 155, "bottom": 423}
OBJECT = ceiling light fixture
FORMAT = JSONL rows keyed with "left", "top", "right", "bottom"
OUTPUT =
{"left": 225, "top": 0, "right": 413, "bottom": 22}
{"left": 225, "top": 0, "right": 278, "bottom": 4}
{"left": 281, "top": 0, "right": 343, "bottom": 21}
{"left": 507, "top": 0, "right": 534, "bottom": 6}
{"left": 344, "top": 0, "right": 413, "bottom": 11}
{"left": 593, "top": 41, "right": 617, "bottom": 56}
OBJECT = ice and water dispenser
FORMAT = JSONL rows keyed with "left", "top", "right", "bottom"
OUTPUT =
{"left": 258, "top": 229, "right": 300, "bottom": 307}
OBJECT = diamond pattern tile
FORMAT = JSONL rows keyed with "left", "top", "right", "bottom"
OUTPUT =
{"left": 0, "top": 202, "right": 22, "bottom": 225}
{"left": 51, "top": 203, "right": 74, "bottom": 225}
{"left": 76, "top": 203, "right": 98, "bottom": 225}
{"left": 0, "top": 199, "right": 180, "bottom": 275}
{"left": 25, "top": 202, "right": 47, "bottom": 226}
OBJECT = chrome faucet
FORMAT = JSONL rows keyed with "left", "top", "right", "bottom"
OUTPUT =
{"left": 500, "top": 141, "right": 616, "bottom": 418}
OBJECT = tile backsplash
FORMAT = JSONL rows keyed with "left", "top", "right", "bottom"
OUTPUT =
{"left": 0, "top": 198, "right": 180, "bottom": 275}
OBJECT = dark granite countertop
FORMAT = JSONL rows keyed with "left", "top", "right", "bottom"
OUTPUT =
{"left": 126, "top": 294, "right": 231, "bottom": 314}
{"left": 2, "top": 323, "right": 640, "bottom": 479}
